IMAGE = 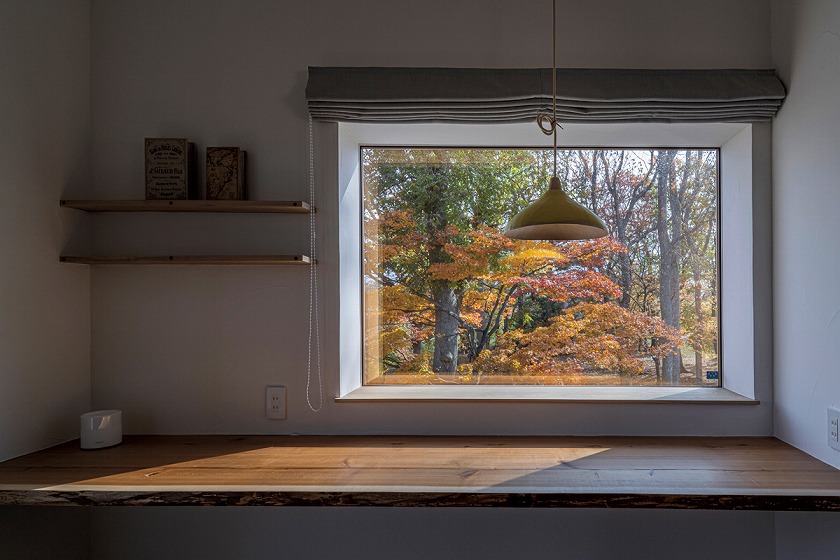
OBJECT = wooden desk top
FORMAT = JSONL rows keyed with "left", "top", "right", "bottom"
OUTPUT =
{"left": 1, "top": 435, "right": 839, "bottom": 510}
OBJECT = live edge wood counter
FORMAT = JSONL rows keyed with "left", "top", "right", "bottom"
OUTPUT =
{"left": 1, "top": 436, "right": 839, "bottom": 511}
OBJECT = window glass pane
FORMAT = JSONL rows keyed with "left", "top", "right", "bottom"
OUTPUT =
{"left": 362, "top": 148, "right": 719, "bottom": 387}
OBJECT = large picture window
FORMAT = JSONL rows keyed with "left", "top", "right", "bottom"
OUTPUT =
{"left": 362, "top": 147, "right": 719, "bottom": 388}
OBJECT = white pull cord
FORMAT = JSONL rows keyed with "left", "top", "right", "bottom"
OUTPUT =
{"left": 306, "top": 115, "right": 323, "bottom": 412}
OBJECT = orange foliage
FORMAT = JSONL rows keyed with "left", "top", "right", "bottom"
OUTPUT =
{"left": 472, "top": 302, "right": 682, "bottom": 378}
{"left": 369, "top": 209, "right": 681, "bottom": 380}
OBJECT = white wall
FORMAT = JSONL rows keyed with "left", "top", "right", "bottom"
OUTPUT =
{"left": 0, "top": 1, "right": 91, "bottom": 462}
{"left": 88, "top": 0, "right": 774, "bottom": 436}
{"left": 771, "top": 0, "right": 840, "bottom": 469}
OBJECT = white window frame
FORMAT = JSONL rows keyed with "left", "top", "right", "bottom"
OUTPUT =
{"left": 318, "top": 121, "right": 770, "bottom": 416}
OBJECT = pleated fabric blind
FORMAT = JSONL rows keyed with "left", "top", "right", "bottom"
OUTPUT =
{"left": 306, "top": 67, "right": 785, "bottom": 123}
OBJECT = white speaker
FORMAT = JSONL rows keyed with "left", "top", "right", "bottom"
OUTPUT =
{"left": 80, "top": 410, "right": 122, "bottom": 449}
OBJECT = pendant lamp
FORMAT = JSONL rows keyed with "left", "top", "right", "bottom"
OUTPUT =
{"left": 504, "top": 0, "right": 607, "bottom": 241}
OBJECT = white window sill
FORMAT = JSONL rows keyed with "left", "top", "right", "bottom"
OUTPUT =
{"left": 336, "top": 386, "right": 758, "bottom": 404}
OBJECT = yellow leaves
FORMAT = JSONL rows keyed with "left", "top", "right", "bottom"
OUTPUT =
{"left": 394, "top": 350, "right": 433, "bottom": 375}
{"left": 428, "top": 260, "right": 478, "bottom": 282}
{"left": 379, "top": 209, "right": 414, "bottom": 231}
{"left": 378, "top": 285, "right": 431, "bottom": 326}
{"left": 471, "top": 349, "right": 528, "bottom": 376}
{"left": 500, "top": 242, "right": 570, "bottom": 272}
{"left": 379, "top": 328, "right": 410, "bottom": 356}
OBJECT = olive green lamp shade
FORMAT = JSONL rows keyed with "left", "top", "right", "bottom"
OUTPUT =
{"left": 505, "top": 177, "right": 608, "bottom": 240}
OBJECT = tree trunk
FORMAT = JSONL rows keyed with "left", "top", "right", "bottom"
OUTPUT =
{"left": 679, "top": 350, "right": 690, "bottom": 373}
{"left": 694, "top": 349, "right": 703, "bottom": 383}
{"left": 656, "top": 150, "right": 681, "bottom": 385}
{"left": 424, "top": 166, "right": 461, "bottom": 374}
{"left": 618, "top": 249, "right": 633, "bottom": 308}
{"left": 431, "top": 281, "right": 460, "bottom": 373}
{"left": 693, "top": 259, "right": 704, "bottom": 383}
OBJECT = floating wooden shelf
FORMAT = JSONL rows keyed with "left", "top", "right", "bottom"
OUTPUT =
{"left": 60, "top": 200, "right": 312, "bottom": 213}
{"left": 58, "top": 200, "right": 312, "bottom": 264}
{"left": 1, "top": 435, "right": 839, "bottom": 510}
{"left": 59, "top": 255, "right": 312, "bottom": 265}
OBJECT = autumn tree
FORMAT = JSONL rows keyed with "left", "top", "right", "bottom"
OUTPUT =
{"left": 570, "top": 150, "right": 656, "bottom": 310}
{"left": 364, "top": 149, "right": 541, "bottom": 373}
{"left": 364, "top": 148, "right": 689, "bottom": 384}
{"left": 677, "top": 151, "right": 718, "bottom": 382}
{"left": 653, "top": 150, "right": 681, "bottom": 383}
{"left": 651, "top": 150, "right": 719, "bottom": 385}
{"left": 465, "top": 239, "right": 681, "bottom": 382}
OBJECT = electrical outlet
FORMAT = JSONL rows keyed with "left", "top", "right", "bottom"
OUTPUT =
{"left": 828, "top": 408, "right": 840, "bottom": 451}
{"left": 266, "top": 386, "right": 286, "bottom": 420}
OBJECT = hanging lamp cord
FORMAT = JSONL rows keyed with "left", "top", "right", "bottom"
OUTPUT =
{"left": 536, "top": 0, "right": 561, "bottom": 182}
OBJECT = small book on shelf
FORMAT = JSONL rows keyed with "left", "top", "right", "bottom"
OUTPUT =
{"left": 144, "top": 138, "right": 197, "bottom": 200}
{"left": 206, "top": 147, "right": 246, "bottom": 200}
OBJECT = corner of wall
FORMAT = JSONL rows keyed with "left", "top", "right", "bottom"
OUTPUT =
{"left": 771, "top": 0, "right": 840, "bottom": 469}
{"left": 0, "top": 0, "right": 92, "bottom": 461}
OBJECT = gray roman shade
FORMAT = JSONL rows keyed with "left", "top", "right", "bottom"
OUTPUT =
{"left": 306, "top": 67, "right": 785, "bottom": 123}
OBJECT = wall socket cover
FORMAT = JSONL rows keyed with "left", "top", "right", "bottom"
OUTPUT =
{"left": 828, "top": 407, "right": 840, "bottom": 451}
{"left": 266, "top": 386, "right": 287, "bottom": 420}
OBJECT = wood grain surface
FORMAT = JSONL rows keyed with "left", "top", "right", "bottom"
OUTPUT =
{"left": 1, "top": 436, "right": 839, "bottom": 510}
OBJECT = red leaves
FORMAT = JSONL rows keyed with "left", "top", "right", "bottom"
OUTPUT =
{"left": 514, "top": 270, "right": 622, "bottom": 303}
